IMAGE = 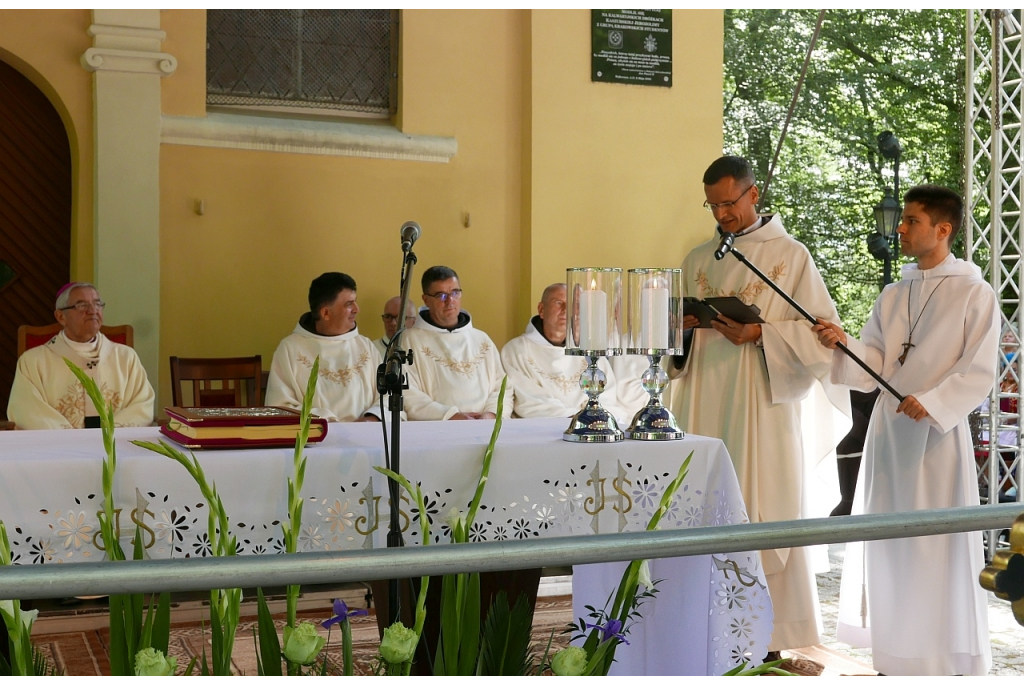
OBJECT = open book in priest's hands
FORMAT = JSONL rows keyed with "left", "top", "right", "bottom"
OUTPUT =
{"left": 684, "top": 296, "right": 765, "bottom": 328}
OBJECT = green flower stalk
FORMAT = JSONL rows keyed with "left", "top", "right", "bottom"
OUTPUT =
{"left": 64, "top": 359, "right": 121, "bottom": 562}
{"left": 464, "top": 376, "right": 506, "bottom": 535}
{"left": 134, "top": 647, "right": 177, "bottom": 676}
{"left": 283, "top": 356, "right": 319, "bottom": 623}
{"left": 131, "top": 438, "right": 242, "bottom": 676}
{"left": 0, "top": 521, "right": 39, "bottom": 676}
{"left": 373, "top": 466, "right": 433, "bottom": 676}
{"left": 65, "top": 359, "right": 172, "bottom": 676}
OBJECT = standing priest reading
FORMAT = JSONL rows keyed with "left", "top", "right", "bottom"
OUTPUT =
{"left": 667, "top": 155, "right": 849, "bottom": 654}
{"left": 265, "top": 272, "right": 381, "bottom": 422}
{"left": 403, "top": 266, "right": 511, "bottom": 420}
{"left": 8, "top": 282, "right": 154, "bottom": 429}
{"left": 813, "top": 185, "right": 996, "bottom": 676}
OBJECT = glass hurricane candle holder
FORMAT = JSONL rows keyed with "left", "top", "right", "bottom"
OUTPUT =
{"left": 625, "top": 268, "right": 685, "bottom": 440}
{"left": 564, "top": 267, "right": 623, "bottom": 443}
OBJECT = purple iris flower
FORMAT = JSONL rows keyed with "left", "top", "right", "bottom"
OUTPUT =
{"left": 322, "top": 599, "right": 368, "bottom": 629}
{"left": 585, "top": 618, "right": 630, "bottom": 645}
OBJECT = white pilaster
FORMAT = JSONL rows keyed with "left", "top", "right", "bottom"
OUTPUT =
{"left": 82, "top": 9, "right": 176, "bottom": 397}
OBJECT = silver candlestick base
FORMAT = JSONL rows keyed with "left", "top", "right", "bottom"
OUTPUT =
{"left": 625, "top": 354, "right": 683, "bottom": 441}
{"left": 564, "top": 355, "right": 623, "bottom": 443}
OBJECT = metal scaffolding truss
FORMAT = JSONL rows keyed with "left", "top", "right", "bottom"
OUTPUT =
{"left": 965, "top": 9, "right": 1024, "bottom": 555}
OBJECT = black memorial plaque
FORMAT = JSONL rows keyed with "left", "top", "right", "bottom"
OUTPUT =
{"left": 591, "top": 9, "right": 672, "bottom": 87}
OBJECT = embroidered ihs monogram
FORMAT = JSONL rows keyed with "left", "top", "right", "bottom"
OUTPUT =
{"left": 56, "top": 382, "right": 122, "bottom": 427}
{"left": 298, "top": 352, "right": 369, "bottom": 387}
{"left": 422, "top": 343, "right": 490, "bottom": 377}
{"left": 526, "top": 356, "right": 587, "bottom": 394}
{"left": 695, "top": 262, "right": 787, "bottom": 305}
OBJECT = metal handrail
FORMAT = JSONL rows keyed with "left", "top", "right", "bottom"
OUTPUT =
{"left": 2, "top": 503, "right": 1022, "bottom": 600}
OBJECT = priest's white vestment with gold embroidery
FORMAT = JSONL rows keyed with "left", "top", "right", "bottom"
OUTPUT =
{"left": 832, "top": 255, "right": 995, "bottom": 676}
{"left": 666, "top": 214, "right": 850, "bottom": 651}
{"left": 403, "top": 311, "right": 512, "bottom": 420}
{"left": 500, "top": 318, "right": 632, "bottom": 424}
{"left": 8, "top": 331, "right": 154, "bottom": 429}
{"left": 265, "top": 317, "right": 382, "bottom": 421}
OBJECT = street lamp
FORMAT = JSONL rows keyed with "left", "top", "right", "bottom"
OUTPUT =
{"left": 867, "top": 131, "right": 903, "bottom": 286}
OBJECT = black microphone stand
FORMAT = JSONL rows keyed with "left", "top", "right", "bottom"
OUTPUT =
{"left": 377, "top": 246, "right": 417, "bottom": 626}
{"left": 718, "top": 243, "right": 906, "bottom": 402}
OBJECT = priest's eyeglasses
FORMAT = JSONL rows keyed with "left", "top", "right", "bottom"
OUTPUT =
{"left": 703, "top": 184, "right": 753, "bottom": 212}
{"left": 424, "top": 289, "right": 463, "bottom": 303}
{"left": 60, "top": 300, "right": 106, "bottom": 312}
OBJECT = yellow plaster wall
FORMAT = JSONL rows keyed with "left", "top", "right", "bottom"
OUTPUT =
{"left": 0, "top": 9, "right": 95, "bottom": 281}
{"left": 1, "top": 9, "right": 724, "bottom": 415}
{"left": 158, "top": 9, "right": 526, "bottom": 410}
{"left": 526, "top": 9, "right": 723, "bottom": 309}
{"left": 160, "top": 9, "right": 206, "bottom": 118}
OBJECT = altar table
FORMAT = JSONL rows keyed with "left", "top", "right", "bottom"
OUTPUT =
{"left": 0, "top": 418, "right": 771, "bottom": 675}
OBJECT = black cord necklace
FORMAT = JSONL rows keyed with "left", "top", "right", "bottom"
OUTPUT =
{"left": 899, "top": 276, "right": 949, "bottom": 365}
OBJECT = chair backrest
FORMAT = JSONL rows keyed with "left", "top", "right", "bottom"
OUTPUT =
{"left": 17, "top": 323, "right": 134, "bottom": 357}
{"left": 169, "top": 356, "right": 263, "bottom": 408}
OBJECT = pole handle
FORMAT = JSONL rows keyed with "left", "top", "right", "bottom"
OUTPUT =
{"left": 728, "top": 248, "right": 905, "bottom": 402}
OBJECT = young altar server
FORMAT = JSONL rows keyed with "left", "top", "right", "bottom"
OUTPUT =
{"left": 813, "top": 184, "right": 997, "bottom": 675}
{"left": 402, "top": 266, "right": 512, "bottom": 420}
{"left": 501, "top": 282, "right": 633, "bottom": 423}
{"left": 265, "top": 272, "right": 382, "bottom": 422}
{"left": 8, "top": 282, "right": 154, "bottom": 429}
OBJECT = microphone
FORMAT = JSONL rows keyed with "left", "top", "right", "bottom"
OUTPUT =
{"left": 400, "top": 221, "right": 421, "bottom": 252}
{"left": 714, "top": 231, "right": 735, "bottom": 260}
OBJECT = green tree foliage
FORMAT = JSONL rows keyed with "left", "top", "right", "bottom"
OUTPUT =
{"left": 723, "top": 9, "right": 965, "bottom": 333}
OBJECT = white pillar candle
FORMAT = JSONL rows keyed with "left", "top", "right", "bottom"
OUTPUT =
{"left": 579, "top": 288, "right": 608, "bottom": 350}
{"left": 640, "top": 287, "right": 669, "bottom": 349}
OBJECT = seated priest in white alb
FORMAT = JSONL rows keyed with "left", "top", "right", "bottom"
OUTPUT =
{"left": 266, "top": 272, "right": 382, "bottom": 422}
{"left": 608, "top": 354, "right": 652, "bottom": 424}
{"left": 403, "top": 265, "right": 512, "bottom": 420}
{"left": 501, "top": 283, "right": 635, "bottom": 423}
{"left": 373, "top": 296, "right": 417, "bottom": 359}
{"left": 8, "top": 282, "right": 154, "bottom": 429}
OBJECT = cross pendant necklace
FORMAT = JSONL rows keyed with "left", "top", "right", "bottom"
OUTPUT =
{"left": 899, "top": 276, "right": 949, "bottom": 366}
{"left": 898, "top": 341, "right": 914, "bottom": 366}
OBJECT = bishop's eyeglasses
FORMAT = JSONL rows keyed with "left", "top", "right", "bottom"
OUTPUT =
{"left": 60, "top": 300, "right": 106, "bottom": 312}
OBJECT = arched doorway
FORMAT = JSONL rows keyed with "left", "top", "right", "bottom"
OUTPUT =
{"left": 0, "top": 59, "right": 72, "bottom": 420}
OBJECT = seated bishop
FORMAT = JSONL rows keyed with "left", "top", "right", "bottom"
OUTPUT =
{"left": 266, "top": 272, "right": 382, "bottom": 422}
{"left": 373, "top": 296, "right": 417, "bottom": 360}
{"left": 501, "top": 283, "right": 634, "bottom": 423}
{"left": 402, "top": 266, "right": 512, "bottom": 420}
{"left": 8, "top": 282, "right": 155, "bottom": 429}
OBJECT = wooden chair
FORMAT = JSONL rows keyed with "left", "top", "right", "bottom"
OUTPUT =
{"left": 17, "top": 323, "right": 134, "bottom": 357}
{"left": 169, "top": 356, "right": 263, "bottom": 408}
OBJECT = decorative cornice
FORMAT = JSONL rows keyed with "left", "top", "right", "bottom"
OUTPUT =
{"left": 87, "top": 23, "right": 166, "bottom": 42}
{"left": 161, "top": 112, "right": 458, "bottom": 164}
{"left": 81, "top": 48, "right": 178, "bottom": 76}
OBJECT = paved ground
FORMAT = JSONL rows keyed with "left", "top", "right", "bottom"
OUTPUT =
{"left": 816, "top": 544, "right": 1024, "bottom": 676}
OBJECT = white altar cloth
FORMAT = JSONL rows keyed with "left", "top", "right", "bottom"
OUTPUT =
{"left": 0, "top": 418, "right": 770, "bottom": 674}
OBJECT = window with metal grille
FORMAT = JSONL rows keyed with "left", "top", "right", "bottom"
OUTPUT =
{"left": 206, "top": 9, "right": 398, "bottom": 117}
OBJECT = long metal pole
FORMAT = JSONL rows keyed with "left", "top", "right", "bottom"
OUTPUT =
{"left": 724, "top": 246, "right": 906, "bottom": 401}
{"left": 2, "top": 504, "right": 1020, "bottom": 601}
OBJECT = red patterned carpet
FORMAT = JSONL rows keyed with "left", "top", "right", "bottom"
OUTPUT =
{"left": 30, "top": 593, "right": 574, "bottom": 676}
